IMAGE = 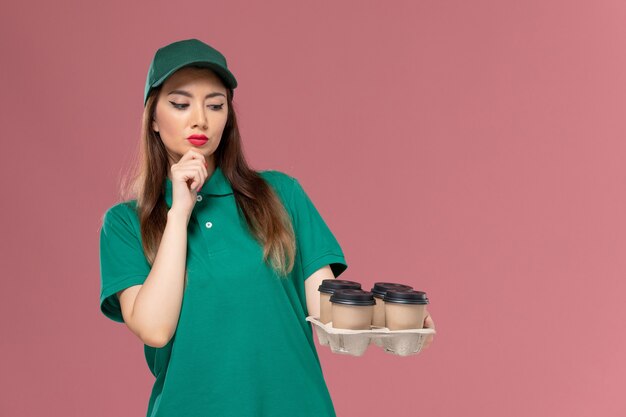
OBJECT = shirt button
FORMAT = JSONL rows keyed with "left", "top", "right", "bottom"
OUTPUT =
{"left": 196, "top": 195, "right": 203, "bottom": 202}
{"left": 205, "top": 221, "right": 213, "bottom": 228}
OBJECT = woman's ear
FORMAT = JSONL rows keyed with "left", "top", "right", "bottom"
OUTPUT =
{"left": 151, "top": 119, "right": 159, "bottom": 133}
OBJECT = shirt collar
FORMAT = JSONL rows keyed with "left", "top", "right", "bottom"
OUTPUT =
{"left": 164, "top": 166, "right": 233, "bottom": 208}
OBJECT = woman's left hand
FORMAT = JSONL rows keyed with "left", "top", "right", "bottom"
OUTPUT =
{"left": 422, "top": 311, "right": 436, "bottom": 349}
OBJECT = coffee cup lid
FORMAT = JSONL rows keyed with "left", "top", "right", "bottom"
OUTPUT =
{"left": 383, "top": 289, "right": 429, "bottom": 305}
{"left": 329, "top": 289, "right": 376, "bottom": 306}
{"left": 318, "top": 279, "right": 362, "bottom": 295}
{"left": 370, "top": 282, "right": 413, "bottom": 298}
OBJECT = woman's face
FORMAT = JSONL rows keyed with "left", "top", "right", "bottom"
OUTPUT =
{"left": 151, "top": 66, "right": 229, "bottom": 170}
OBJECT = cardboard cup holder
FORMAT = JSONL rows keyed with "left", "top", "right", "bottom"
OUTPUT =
{"left": 306, "top": 316, "right": 435, "bottom": 357}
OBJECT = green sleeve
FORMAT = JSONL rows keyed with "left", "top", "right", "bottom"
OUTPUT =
{"left": 289, "top": 177, "right": 348, "bottom": 280}
{"left": 99, "top": 203, "right": 151, "bottom": 323}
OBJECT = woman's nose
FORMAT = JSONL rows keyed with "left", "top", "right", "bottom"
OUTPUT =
{"left": 191, "top": 103, "right": 208, "bottom": 129}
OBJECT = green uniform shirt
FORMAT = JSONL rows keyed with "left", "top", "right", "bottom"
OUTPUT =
{"left": 99, "top": 167, "right": 348, "bottom": 417}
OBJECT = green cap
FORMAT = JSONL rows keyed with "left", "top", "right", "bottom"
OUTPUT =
{"left": 144, "top": 38, "right": 238, "bottom": 106}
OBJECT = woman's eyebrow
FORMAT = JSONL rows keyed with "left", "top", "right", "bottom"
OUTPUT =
{"left": 167, "top": 89, "right": 226, "bottom": 99}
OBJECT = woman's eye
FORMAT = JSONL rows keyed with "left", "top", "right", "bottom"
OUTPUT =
{"left": 209, "top": 104, "right": 225, "bottom": 111}
{"left": 169, "top": 101, "right": 188, "bottom": 109}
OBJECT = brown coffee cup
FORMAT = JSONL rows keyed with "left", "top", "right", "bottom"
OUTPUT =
{"left": 317, "top": 279, "right": 362, "bottom": 324}
{"left": 330, "top": 289, "right": 375, "bottom": 330}
{"left": 383, "top": 290, "right": 429, "bottom": 330}
{"left": 370, "top": 282, "right": 413, "bottom": 327}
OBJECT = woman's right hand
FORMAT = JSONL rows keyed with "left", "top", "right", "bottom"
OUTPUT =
{"left": 169, "top": 149, "right": 208, "bottom": 220}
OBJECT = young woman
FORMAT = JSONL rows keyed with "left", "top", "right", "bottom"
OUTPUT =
{"left": 99, "top": 38, "right": 434, "bottom": 417}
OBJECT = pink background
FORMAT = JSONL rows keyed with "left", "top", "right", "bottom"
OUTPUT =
{"left": 1, "top": 0, "right": 625, "bottom": 416}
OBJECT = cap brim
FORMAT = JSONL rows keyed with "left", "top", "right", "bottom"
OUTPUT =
{"left": 152, "top": 60, "right": 237, "bottom": 91}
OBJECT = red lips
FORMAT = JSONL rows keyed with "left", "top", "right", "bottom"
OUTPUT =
{"left": 187, "top": 134, "right": 208, "bottom": 147}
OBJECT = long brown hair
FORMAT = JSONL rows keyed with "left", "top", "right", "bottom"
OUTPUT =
{"left": 120, "top": 68, "right": 296, "bottom": 279}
